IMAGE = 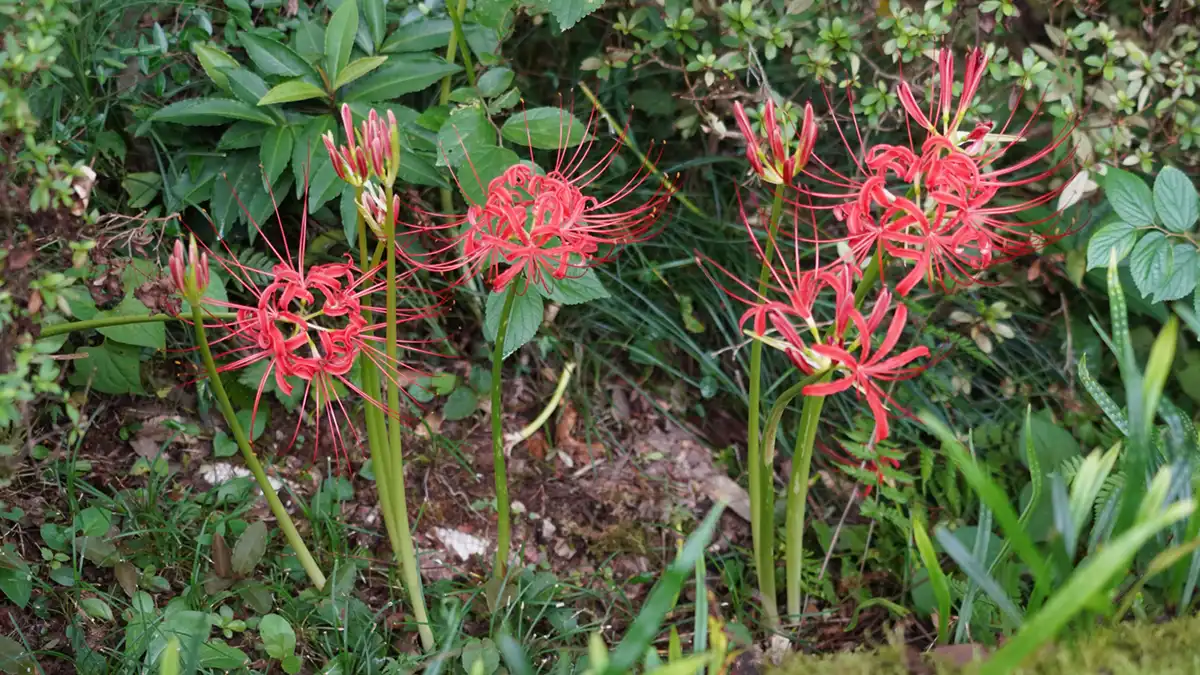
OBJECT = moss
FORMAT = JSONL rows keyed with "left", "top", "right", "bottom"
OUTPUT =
{"left": 770, "top": 615, "right": 1200, "bottom": 675}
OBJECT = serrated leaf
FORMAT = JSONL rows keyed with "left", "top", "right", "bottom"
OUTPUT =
{"left": 379, "top": 19, "right": 453, "bottom": 53}
{"left": 150, "top": 98, "right": 275, "bottom": 126}
{"left": 231, "top": 521, "right": 268, "bottom": 576}
{"left": 343, "top": 54, "right": 461, "bottom": 102}
{"left": 258, "top": 79, "right": 328, "bottom": 106}
{"left": 193, "top": 43, "right": 239, "bottom": 92}
{"left": 1154, "top": 166, "right": 1199, "bottom": 233}
{"left": 324, "top": 0, "right": 358, "bottom": 81}
{"left": 538, "top": 268, "right": 611, "bottom": 304}
{"left": 438, "top": 104, "right": 496, "bottom": 168}
{"left": 241, "top": 33, "right": 318, "bottom": 78}
{"left": 1129, "top": 231, "right": 1170, "bottom": 300}
{"left": 1104, "top": 167, "right": 1156, "bottom": 227}
{"left": 332, "top": 55, "right": 388, "bottom": 89}
{"left": 546, "top": 0, "right": 604, "bottom": 30}
{"left": 442, "top": 387, "right": 478, "bottom": 421}
{"left": 501, "top": 107, "right": 588, "bottom": 149}
{"left": 1087, "top": 220, "right": 1139, "bottom": 270}
{"left": 69, "top": 341, "right": 145, "bottom": 395}
{"left": 452, "top": 146, "right": 518, "bottom": 205}
{"left": 1154, "top": 244, "right": 1198, "bottom": 303}
{"left": 484, "top": 289, "right": 543, "bottom": 359}
{"left": 261, "top": 126, "right": 294, "bottom": 184}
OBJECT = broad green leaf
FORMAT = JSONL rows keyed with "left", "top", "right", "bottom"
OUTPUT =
{"left": 258, "top": 79, "right": 328, "bottom": 106}
{"left": 0, "top": 635, "right": 35, "bottom": 675}
{"left": 1018, "top": 409, "right": 1080, "bottom": 472}
{"left": 546, "top": 0, "right": 604, "bottom": 29}
{"left": 80, "top": 597, "right": 114, "bottom": 621}
{"left": 452, "top": 145, "right": 518, "bottom": 205}
{"left": 362, "top": 0, "right": 386, "bottom": 49}
{"left": 476, "top": 67, "right": 514, "bottom": 97}
{"left": 122, "top": 172, "right": 162, "bottom": 209}
{"left": 1104, "top": 167, "right": 1156, "bottom": 227}
{"left": 343, "top": 54, "right": 461, "bottom": 102}
{"left": 473, "top": 0, "right": 515, "bottom": 30}
{"left": 259, "top": 614, "right": 297, "bottom": 659}
{"left": 442, "top": 387, "right": 478, "bottom": 421}
{"left": 290, "top": 116, "right": 336, "bottom": 198}
{"left": 1154, "top": 244, "right": 1198, "bottom": 303}
{"left": 1086, "top": 220, "right": 1139, "bottom": 270}
{"left": 243, "top": 174, "right": 293, "bottom": 238}
{"left": 70, "top": 341, "right": 143, "bottom": 395}
{"left": 211, "top": 151, "right": 260, "bottom": 233}
{"left": 398, "top": 151, "right": 449, "bottom": 188}
{"left": 218, "top": 120, "right": 269, "bottom": 150}
{"left": 438, "top": 104, "right": 497, "bottom": 168}
{"left": 232, "top": 521, "right": 268, "bottom": 576}
{"left": 332, "top": 55, "right": 388, "bottom": 90}
{"left": 501, "top": 107, "right": 589, "bottom": 149}
{"left": 95, "top": 297, "right": 164, "bottom": 350}
{"left": 198, "top": 640, "right": 249, "bottom": 670}
{"left": 484, "top": 289, "right": 543, "bottom": 359}
{"left": 223, "top": 68, "right": 271, "bottom": 106}
{"left": 261, "top": 126, "right": 294, "bottom": 184}
{"left": 150, "top": 98, "right": 274, "bottom": 126}
{"left": 1129, "top": 231, "right": 1169, "bottom": 300}
{"left": 379, "top": 19, "right": 453, "bottom": 53}
{"left": 241, "top": 33, "right": 318, "bottom": 78}
{"left": 1154, "top": 166, "right": 1199, "bottom": 233}
{"left": 538, "top": 268, "right": 611, "bottom": 305}
{"left": 324, "top": 0, "right": 358, "bottom": 82}
{"left": 193, "top": 43, "right": 239, "bottom": 92}
{"left": 461, "top": 638, "right": 501, "bottom": 675}
{"left": 341, "top": 184, "right": 358, "bottom": 248}
{"left": 292, "top": 20, "right": 325, "bottom": 61}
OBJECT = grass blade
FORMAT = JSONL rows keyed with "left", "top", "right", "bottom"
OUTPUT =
{"left": 934, "top": 525, "right": 1023, "bottom": 627}
{"left": 912, "top": 516, "right": 951, "bottom": 644}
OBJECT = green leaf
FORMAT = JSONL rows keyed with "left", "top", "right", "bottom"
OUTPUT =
{"left": 290, "top": 116, "right": 336, "bottom": 197}
{"left": 211, "top": 151, "right": 260, "bottom": 234}
{"left": 1154, "top": 166, "right": 1199, "bottom": 233}
{"left": 0, "top": 635, "right": 34, "bottom": 675}
{"left": 1129, "top": 231, "right": 1170, "bottom": 300}
{"left": 258, "top": 79, "right": 328, "bottom": 106}
{"left": 261, "top": 126, "right": 294, "bottom": 184}
{"left": 538, "top": 268, "right": 611, "bottom": 304}
{"left": 281, "top": 654, "right": 302, "bottom": 674}
{"left": 69, "top": 342, "right": 145, "bottom": 395}
{"left": 546, "top": 0, "right": 604, "bottom": 29}
{"left": 332, "top": 55, "right": 388, "bottom": 89}
{"left": 501, "top": 107, "right": 588, "bottom": 149}
{"left": 379, "top": 19, "right": 453, "bottom": 53}
{"left": 462, "top": 638, "right": 501, "bottom": 675}
{"left": 235, "top": 408, "right": 269, "bottom": 441}
{"left": 442, "top": 387, "right": 479, "bottom": 421}
{"left": 1018, "top": 409, "right": 1080, "bottom": 472}
{"left": 232, "top": 521, "right": 269, "bottom": 576}
{"left": 193, "top": 43, "right": 239, "bottom": 92}
{"left": 80, "top": 597, "right": 114, "bottom": 622}
{"left": 93, "top": 301, "right": 160, "bottom": 349}
{"left": 452, "top": 145, "right": 515, "bottom": 204}
{"left": 474, "top": 0, "right": 515, "bottom": 30}
{"left": 438, "top": 104, "right": 497, "bottom": 168}
{"left": 324, "top": 0, "right": 358, "bottom": 82}
{"left": 218, "top": 121, "right": 269, "bottom": 150}
{"left": 1105, "top": 167, "right": 1156, "bottom": 227}
{"left": 292, "top": 19, "right": 325, "bottom": 61}
{"left": 213, "top": 431, "right": 238, "bottom": 458}
{"left": 398, "top": 151, "right": 448, "bottom": 188}
{"left": 223, "top": 68, "right": 272, "bottom": 106}
{"left": 76, "top": 506, "right": 112, "bottom": 537}
{"left": 343, "top": 54, "right": 462, "bottom": 103}
{"left": 1086, "top": 220, "right": 1139, "bottom": 270}
{"left": 241, "top": 33, "right": 318, "bottom": 78}
{"left": 341, "top": 184, "right": 358, "bottom": 248}
{"left": 1154, "top": 244, "right": 1198, "bottom": 303}
{"left": 484, "top": 289, "right": 543, "bottom": 359}
{"left": 362, "top": 0, "right": 386, "bottom": 50}
{"left": 198, "top": 640, "right": 249, "bottom": 669}
{"left": 150, "top": 98, "right": 275, "bottom": 126}
{"left": 122, "top": 172, "right": 162, "bottom": 209}
{"left": 259, "top": 614, "right": 297, "bottom": 659}
{"left": 476, "top": 67, "right": 514, "bottom": 97}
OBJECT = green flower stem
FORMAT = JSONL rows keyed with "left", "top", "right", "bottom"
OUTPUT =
{"left": 446, "top": 0, "right": 476, "bottom": 89}
{"left": 577, "top": 82, "right": 703, "bottom": 220}
{"left": 439, "top": 0, "right": 471, "bottom": 104}
{"left": 189, "top": 302, "right": 327, "bottom": 591}
{"left": 504, "top": 361, "right": 576, "bottom": 446}
{"left": 382, "top": 185, "right": 436, "bottom": 652}
{"left": 490, "top": 283, "right": 519, "bottom": 577}
{"left": 785, "top": 379, "right": 829, "bottom": 620}
{"left": 41, "top": 312, "right": 237, "bottom": 338}
{"left": 747, "top": 186, "right": 786, "bottom": 628}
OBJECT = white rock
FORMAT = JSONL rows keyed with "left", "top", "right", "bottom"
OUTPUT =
{"left": 432, "top": 527, "right": 490, "bottom": 562}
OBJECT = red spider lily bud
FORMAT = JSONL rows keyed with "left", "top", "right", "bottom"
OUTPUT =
{"left": 953, "top": 48, "right": 989, "bottom": 133}
{"left": 169, "top": 240, "right": 186, "bottom": 293}
{"left": 733, "top": 99, "right": 818, "bottom": 186}
{"left": 792, "top": 102, "right": 817, "bottom": 175}
{"left": 357, "top": 181, "right": 398, "bottom": 237}
{"left": 897, "top": 81, "right": 933, "bottom": 132}
{"left": 170, "top": 236, "right": 209, "bottom": 300}
{"left": 324, "top": 104, "right": 368, "bottom": 187}
{"left": 938, "top": 48, "right": 954, "bottom": 129}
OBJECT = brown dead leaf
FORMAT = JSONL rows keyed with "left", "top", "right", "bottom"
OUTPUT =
{"left": 413, "top": 412, "right": 443, "bottom": 438}
{"left": 211, "top": 532, "right": 232, "bottom": 579}
{"left": 114, "top": 561, "right": 139, "bottom": 597}
{"left": 130, "top": 437, "right": 161, "bottom": 460}
{"left": 26, "top": 291, "right": 42, "bottom": 315}
{"left": 526, "top": 430, "right": 547, "bottom": 461}
{"left": 7, "top": 246, "right": 34, "bottom": 271}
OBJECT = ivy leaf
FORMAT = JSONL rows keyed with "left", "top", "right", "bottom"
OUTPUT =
{"left": 1085, "top": 220, "right": 1139, "bottom": 270}
{"left": 1153, "top": 166, "right": 1199, "bottom": 233}
{"left": 501, "top": 107, "right": 589, "bottom": 149}
{"left": 484, "top": 290, "right": 543, "bottom": 359}
{"left": 69, "top": 341, "right": 145, "bottom": 395}
{"left": 1104, "top": 167, "right": 1156, "bottom": 227}
{"left": 537, "top": 268, "right": 611, "bottom": 304}
{"left": 1128, "top": 231, "right": 1170, "bottom": 300}
{"left": 96, "top": 297, "right": 164, "bottom": 350}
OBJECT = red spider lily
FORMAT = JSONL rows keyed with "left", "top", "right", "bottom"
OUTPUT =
{"left": 789, "top": 47, "right": 1075, "bottom": 296}
{"left": 405, "top": 107, "right": 671, "bottom": 292}
{"left": 323, "top": 104, "right": 401, "bottom": 187}
{"left": 172, "top": 188, "right": 441, "bottom": 464}
{"left": 803, "top": 291, "right": 929, "bottom": 442}
{"left": 732, "top": 99, "right": 817, "bottom": 186}
{"left": 169, "top": 237, "right": 209, "bottom": 296}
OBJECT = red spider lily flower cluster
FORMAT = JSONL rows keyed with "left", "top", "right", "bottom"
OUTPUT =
{"left": 733, "top": 99, "right": 817, "bottom": 186}
{"left": 405, "top": 109, "right": 672, "bottom": 292}
{"left": 323, "top": 104, "right": 401, "bottom": 187}
{"left": 809, "top": 46, "right": 1073, "bottom": 295}
{"left": 171, "top": 210, "right": 438, "bottom": 462}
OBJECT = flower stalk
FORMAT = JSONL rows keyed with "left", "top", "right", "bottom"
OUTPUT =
{"left": 490, "top": 283, "right": 519, "bottom": 576}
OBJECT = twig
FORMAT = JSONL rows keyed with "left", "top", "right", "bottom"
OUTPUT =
{"left": 505, "top": 362, "right": 576, "bottom": 450}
